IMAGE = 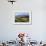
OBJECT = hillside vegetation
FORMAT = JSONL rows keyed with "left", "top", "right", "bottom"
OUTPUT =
{"left": 15, "top": 15, "right": 29, "bottom": 22}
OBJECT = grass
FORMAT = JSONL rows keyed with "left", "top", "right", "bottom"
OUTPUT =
{"left": 15, "top": 15, "right": 29, "bottom": 22}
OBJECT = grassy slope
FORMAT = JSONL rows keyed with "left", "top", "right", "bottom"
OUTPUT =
{"left": 15, "top": 17, "right": 29, "bottom": 22}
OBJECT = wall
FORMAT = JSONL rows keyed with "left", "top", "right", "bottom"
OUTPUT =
{"left": 0, "top": 0, "right": 46, "bottom": 41}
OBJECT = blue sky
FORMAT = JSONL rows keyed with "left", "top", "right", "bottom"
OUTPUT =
{"left": 15, "top": 12, "right": 29, "bottom": 16}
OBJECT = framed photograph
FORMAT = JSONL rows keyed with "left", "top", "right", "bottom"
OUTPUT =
{"left": 12, "top": 11, "right": 32, "bottom": 25}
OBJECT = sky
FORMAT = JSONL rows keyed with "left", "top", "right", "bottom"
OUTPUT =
{"left": 15, "top": 12, "right": 29, "bottom": 16}
{"left": 0, "top": 0, "right": 46, "bottom": 42}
